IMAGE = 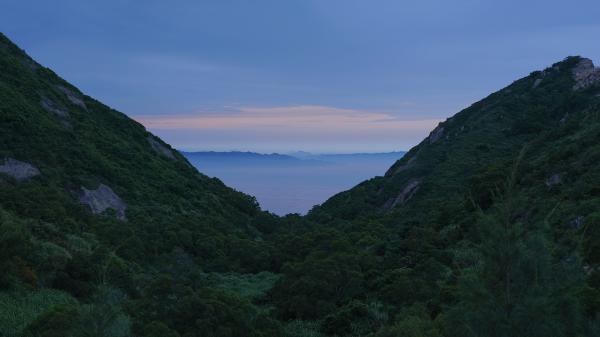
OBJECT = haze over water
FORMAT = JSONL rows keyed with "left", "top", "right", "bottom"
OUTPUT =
{"left": 184, "top": 152, "right": 404, "bottom": 215}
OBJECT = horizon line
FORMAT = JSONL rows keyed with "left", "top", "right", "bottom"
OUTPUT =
{"left": 177, "top": 149, "right": 408, "bottom": 155}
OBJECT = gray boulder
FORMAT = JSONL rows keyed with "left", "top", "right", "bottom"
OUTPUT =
{"left": 545, "top": 174, "right": 563, "bottom": 187}
{"left": 79, "top": 184, "right": 127, "bottom": 220}
{"left": 572, "top": 58, "right": 600, "bottom": 91}
{"left": 0, "top": 158, "right": 40, "bottom": 181}
{"left": 40, "top": 96, "right": 69, "bottom": 118}
{"left": 391, "top": 155, "right": 417, "bottom": 175}
{"left": 147, "top": 136, "right": 176, "bottom": 160}
{"left": 428, "top": 125, "right": 445, "bottom": 144}
{"left": 569, "top": 216, "right": 584, "bottom": 230}
{"left": 40, "top": 96, "right": 71, "bottom": 128}
{"left": 384, "top": 178, "right": 421, "bottom": 209}
{"left": 57, "top": 85, "right": 88, "bottom": 110}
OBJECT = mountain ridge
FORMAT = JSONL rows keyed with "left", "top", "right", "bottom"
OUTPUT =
{"left": 0, "top": 32, "right": 284, "bottom": 336}
{"left": 312, "top": 55, "right": 598, "bottom": 220}
{"left": 2, "top": 30, "right": 600, "bottom": 336}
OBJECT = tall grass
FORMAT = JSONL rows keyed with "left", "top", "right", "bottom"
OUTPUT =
{"left": 0, "top": 288, "right": 76, "bottom": 337}
{"left": 284, "top": 320, "right": 324, "bottom": 337}
{"left": 205, "top": 271, "right": 280, "bottom": 300}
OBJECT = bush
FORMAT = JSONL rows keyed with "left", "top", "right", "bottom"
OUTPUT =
{"left": 23, "top": 303, "right": 79, "bottom": 337}
{"left": 0, "top": 289, "right": 76, "bottom": 337}
{"left": 143, "top": 321, "right": 180, "bottom": 337}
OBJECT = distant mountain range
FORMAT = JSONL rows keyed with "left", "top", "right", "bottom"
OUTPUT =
{"left": 4, "top": 30, "right": 600, "bottom": 336}
{"left": 299, "top": 151, "right": 406, "bottom": 163}
{"left": 182, "top": 151, "right": 298, "bottom": 161}
{"left": 181, "top": 151, "right": 301, "bottom": 166}
{"left": 181, "top": 151, "right": 406, "bottom": 215}
{"left": 182, "top": 150, "right": 406, "bottom": 166}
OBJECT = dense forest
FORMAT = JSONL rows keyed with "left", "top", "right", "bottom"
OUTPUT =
{"left": 2, "top": 32, "right": 600, "bottom": 336}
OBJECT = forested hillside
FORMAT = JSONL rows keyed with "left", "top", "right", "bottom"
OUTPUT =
{"left": 2, "top": 31, "right": 600, "bottom": 336}
{"left": 0, "top": 32, "right": 281, "bottom": 337}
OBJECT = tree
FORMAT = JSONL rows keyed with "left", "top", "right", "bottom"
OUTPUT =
{"left": 0, "top": 209, "right": 30, "bottom": 288}
{"left": 373, "top": 304, "right": 440, "bottom": 337}
{"left": 445, "top": 152, "right": 584, "bottom": 337}
{"left": 143, "top": 321, "right": 180, "bottom": 337}
{"left": 24, "top": 304, "right": 79, "bottom": 337}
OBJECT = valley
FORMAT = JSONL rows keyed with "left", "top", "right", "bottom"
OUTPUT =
{"left": 1, "top": 31, "right": 600, "bottom": 337}
{"left": 182, "top": 151, "right": 405, "bottom": 215}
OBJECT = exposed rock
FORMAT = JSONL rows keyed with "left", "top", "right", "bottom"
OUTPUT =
{"left": 40, "top": 96, "right": 69, "bottom": 117}
{"left": 572, "top": 58, "right": 600, "bottom": 91}
{"left": 428, "top": 125, "right": 444, "bottom": 144}
{"left": 392, "top": 156, "right": 417, "bottom": 175}
{"left": 78, "top": 184, "right": 127, "bottom": 220}
{"left": 559, "top": 112, "right": 569, "bottom": 124}
{"left": 545, "top": 174, "right": 562, "bottom": 187}
{"left": 56, "top": 85, "right": 87, "bottom": 110}
{"left": 40, "top": 96, "right": 71, "bottom": 128}
{"left": 532, "top": 78, "right": 543, "bottom": 89}
{"left": 23, "top": 58, "right": 40, "bottom": 72}
{"left": 569, "top": 216, "right": 584, "bottom": 230}
{"left": 583, "top": 264, "right": 600, "bottom": 276}
{"left": 384, "top": 179, "right": 421, "bottom": 209}
{"left": 147, "top": 136, "right": 176, "bottom": 160}
{"left": 0, "top": 158, "right": 40, "bottom": 181}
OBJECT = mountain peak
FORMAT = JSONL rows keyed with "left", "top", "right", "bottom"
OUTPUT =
{"left": 0, "top": 32, "right": 263, "bottom": 264}
{"left": 315, "top": 55, "right": 600, "bottom": 220}
{"left": 572, "top": 57, "right": 600, "bottom": 90}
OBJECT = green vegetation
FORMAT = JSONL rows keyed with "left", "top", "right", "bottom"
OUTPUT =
{"left": 2, "top": 31, "right": 600, "bottom": 336}
{"left": 0, "top": 289, "right": 76, "bottom": 336}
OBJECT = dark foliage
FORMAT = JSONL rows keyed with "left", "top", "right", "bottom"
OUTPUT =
{"left": 1, "top": 32, "right": 600, "bottom": 337}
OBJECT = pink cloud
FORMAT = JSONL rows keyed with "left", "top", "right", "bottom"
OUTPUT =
{"left": 132, "top": 105, "right": 443, "bottom": 152}
{"left": 134, "top": 105, "right": 442, "bottom": 132}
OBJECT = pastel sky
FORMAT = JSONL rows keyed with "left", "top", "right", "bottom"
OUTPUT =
{"left": 2, "top": 0, "right": 600, "bottom": 152}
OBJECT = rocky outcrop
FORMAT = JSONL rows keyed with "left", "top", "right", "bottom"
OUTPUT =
{"left": 40, "top": 96, "right": 69, "bottom": 118}
{"left": 428, "top": 125, "right": 444, "bottom": 144}
{"left": 57, "top": 85, "right": 87, "bottom": 110}
{"left": 545, "top": 174, "right": 562, "bottom": 187}
{"left": 40, "top": 96, "right": 72, "bottom": 128}
{"left": 532, "top": 78, "right": 543, "bottom": 89}
{"left": 147, "top": 136, "right": 176, "bottom": 160}
{"left": 569, "top": 216, "right": 584, "bottom": 230}
{"left": 391, "top": 156, "right": 417, "bottom": 175}
{"left": 0, "top": 158, "right": 40, "bottom": 181}
{"left": 78, "top": 184, "right": 127, "bottom": 220}
{"left": 384, "top": 178, "right": 421, "bottom": 209}
{"left": 572, "top": 58, "right": 600, "bottom": 91}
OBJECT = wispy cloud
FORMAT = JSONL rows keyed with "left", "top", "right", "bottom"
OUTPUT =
{"left": 132, "top": 105, "right": 442, "bottom": 152}
{"left": 134, "top": 53, "right": 223, "bottom": 73}
{"left": 134, "top": 105, "right": 441, "bottom": 132}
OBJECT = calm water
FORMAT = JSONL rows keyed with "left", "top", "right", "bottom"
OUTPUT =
{"left": 184, "top": 152, "right": 404, "bottom": 215}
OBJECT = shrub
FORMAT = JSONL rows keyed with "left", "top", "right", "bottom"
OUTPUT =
{"left": 0, "top": 289, "right": 77, "bottom": 337}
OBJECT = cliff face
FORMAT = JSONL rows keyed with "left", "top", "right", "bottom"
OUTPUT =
{"left": 572, "top": 57, "right": 600, "bottom": 90}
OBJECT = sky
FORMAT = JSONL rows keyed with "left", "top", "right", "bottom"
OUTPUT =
{"left": 2, "top": 0, "right": 600, "bottom": 153}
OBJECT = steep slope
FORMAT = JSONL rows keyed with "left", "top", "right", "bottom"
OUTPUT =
{"left": 4, "top": 29, "right": 600, "bottom": 336}
{"left": 312, "top": 56, "right": 599, "bottom": 227}
{"left": 0, "top": 32, "right": 264, "bottom": 256}
{"left": 264, "top": 56, "right": 600, "bottom": 336}
{"left": 0, "top": 33, "right": 283, "bottom": 336}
